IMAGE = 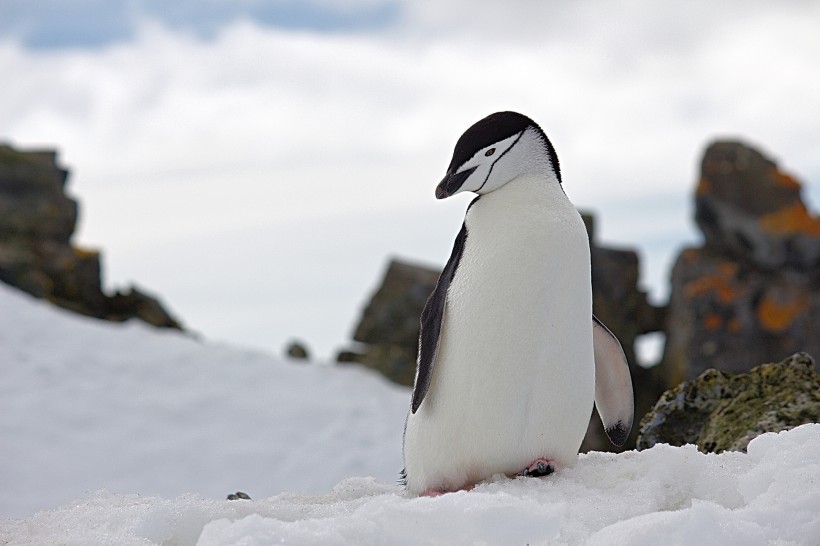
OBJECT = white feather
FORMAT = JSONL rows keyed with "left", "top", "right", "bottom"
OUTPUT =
{"left": 403, "top": 172, "right": 594, "bottom": 494}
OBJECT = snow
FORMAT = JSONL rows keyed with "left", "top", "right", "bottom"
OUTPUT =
{"left": 2, "top": 282, "right": 819, "bottom": 544}
{"left": 0, "top": 282, "right": 409, "bottom": 519}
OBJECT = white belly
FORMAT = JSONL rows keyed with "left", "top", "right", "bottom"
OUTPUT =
{"left": 404, "top": 175, "right": 594, "bottom": 494}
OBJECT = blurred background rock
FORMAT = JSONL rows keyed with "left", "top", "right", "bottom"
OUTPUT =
{"left": 0, "top": 144, "right": 181, "bottom": 329}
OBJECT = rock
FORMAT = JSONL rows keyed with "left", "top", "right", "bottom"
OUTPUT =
{"left": 226, "top": 491, "right": 252, "bottom": 501}
{"left": 285, "top": 340, "right": 310, "bottom": 360}
{"left": 0, "top": 143, "right": 183, "bottom": 330}
{"left": 637, "top": 352, "right": 820, "bottom": 453}
{"left": 583, "top": 216, "right": 667, "bottom": 453}
{"left": 352, "top": 259, "right": 440, "bottom": 349}
{"left": 0, "top": 146, "right": 76, "bottom": 242}
{"left": 661, "top": 140, "right": 820, "bottom": 386}
{"left": 335, "top": 350, "right": 363, "bottom": 364}
{"left": 695, "top": 140, "right": 820, "bottom": 271}
{"left": 350, "top": 344, "right": 418, "bottom": 386}
{"left": 340, "top": 258, "right": 439, "bottom": 385}
{"left": 591, "top": 245, "right": 665, "bottom": 368}
{"left": 662, "top": 249, "right": 820, "bottom": 384}
{"left": 106, "top": 286, "right": 182, "bottom": 329}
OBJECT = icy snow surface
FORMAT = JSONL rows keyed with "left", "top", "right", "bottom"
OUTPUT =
{"left": 2, "top": 282, "right": 819, "bottom": 545}
{"left": 0, "top": 283, "right": 408, "bottom": 518}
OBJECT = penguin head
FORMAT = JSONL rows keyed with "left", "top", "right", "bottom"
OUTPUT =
{"left": 435, "top": 111, "right": 561, "bottom": 199}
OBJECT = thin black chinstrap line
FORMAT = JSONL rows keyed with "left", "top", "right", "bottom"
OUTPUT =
{"left": 475, "top": 130, "right": 525, "bottom": 193}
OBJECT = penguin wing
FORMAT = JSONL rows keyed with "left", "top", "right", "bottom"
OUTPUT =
{"left": 411, "top": 222, "right": 468, "bottom": 413}
{"left": 592, "top": 315, "right": 634, "bottom": 446}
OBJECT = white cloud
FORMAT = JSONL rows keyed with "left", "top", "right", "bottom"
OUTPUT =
{"left": 1, "top": 1, "right": 818, "bottom": 357}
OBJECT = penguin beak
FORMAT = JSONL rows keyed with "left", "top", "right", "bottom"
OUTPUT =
{"left": 435, "top": 167, "right": 477, "bottom": 199}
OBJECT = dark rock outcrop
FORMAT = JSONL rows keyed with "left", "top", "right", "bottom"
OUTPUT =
{"left": 661, "top": 141, "right": 820, "bottom": 386}
{"left": 637, "top": 352, "right": 819, "bottom": 453}
{"left": 585, "top": 212, "right": 667, "bottom": 369}
{"left": 0, "top": 143, "right": 182, "bottom": 329}
{"left": 581, "top": 213, "right": 668, "bottom": 452}
{"left": 341, "top": 259, "right": 439, "bottom": 385}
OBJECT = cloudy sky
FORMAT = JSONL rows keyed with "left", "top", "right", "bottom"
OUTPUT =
{"left": 2, "top": 0, "right": 819, "bottom": 360}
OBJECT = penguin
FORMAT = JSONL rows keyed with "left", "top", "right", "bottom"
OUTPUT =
{"left": 402, "top": 111, "right": 634, "bottom": 496}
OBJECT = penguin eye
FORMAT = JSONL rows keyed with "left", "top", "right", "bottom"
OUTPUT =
{"left": 484, "top": 148, "right": 496, "bottom": 157}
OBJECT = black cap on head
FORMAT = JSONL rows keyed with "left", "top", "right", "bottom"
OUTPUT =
{"left": 446, "top": 111, "right": 561, "bottom": 184}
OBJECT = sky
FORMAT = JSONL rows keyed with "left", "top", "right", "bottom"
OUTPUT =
{"left": 1, "top": 0, "right": 819, "bottom": 360}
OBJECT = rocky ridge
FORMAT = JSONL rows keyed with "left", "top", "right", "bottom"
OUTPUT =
{"left": 0, "top": 143, "right": 182, "bottom": 329}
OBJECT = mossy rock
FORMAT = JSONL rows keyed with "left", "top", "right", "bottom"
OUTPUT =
{"left": 637, "top": 352, "right": 819, "bottom": 452}
{"left": 353, "top": 344, "right": 417, "bottom": 387}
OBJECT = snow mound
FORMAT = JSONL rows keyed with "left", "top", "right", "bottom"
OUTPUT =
{"left": 2, "top": 425, "right": 819, "bottom": 545}
{"left": 0, "top": 283, "right": 408, "bottom": 518}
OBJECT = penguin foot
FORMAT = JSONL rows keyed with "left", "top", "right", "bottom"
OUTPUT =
{"left": 520, "top": 458, "right": 555, "bottom": 477}
{"left": 420, "top": 488, "right": 446, "bottom": 497}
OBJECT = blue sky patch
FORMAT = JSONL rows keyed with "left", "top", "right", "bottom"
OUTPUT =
{"left": 0, "top": 0, "right": 400, "bottom": 49}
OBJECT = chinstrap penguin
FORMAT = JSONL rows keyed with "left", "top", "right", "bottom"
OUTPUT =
{"left": 402, "top": 111, "right": 634, "bottom": 496}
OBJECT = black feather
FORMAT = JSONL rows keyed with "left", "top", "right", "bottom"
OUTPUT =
{"left": 447, "top": 111, "right": 561, "bottom": 184}
{"left": 605, "top": 421, "right": 631, "bottom": 447}
{"left": 410, "top": 218, "right": 470, "bottom": 413}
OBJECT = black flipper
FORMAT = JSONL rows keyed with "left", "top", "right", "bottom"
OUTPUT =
{"left": 410, "top": 222, "right": 468, "bottom": 413}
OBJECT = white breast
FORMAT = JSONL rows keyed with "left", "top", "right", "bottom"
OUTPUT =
{"left": 403, "top": 173, "right": 595, "bottom": 495}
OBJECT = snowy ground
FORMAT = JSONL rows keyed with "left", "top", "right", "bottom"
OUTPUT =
{"left": 0, "top": 283, "right": 409, "bottom": 519}
{"left": 1, "top": 282, "right": 819, "bottom": 544}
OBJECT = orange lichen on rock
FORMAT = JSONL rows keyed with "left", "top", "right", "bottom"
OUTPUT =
{"left": 704, "top": 313, "right": 722, "bottom": 331}
{"left": 681, "top": 248, "right": 700, "bottom": 264}
{"left": 771, "top": 167, "right": 801, "bottom": 191}
{"left": 696, "top": 177, "right": 711, "bottom": 196}
{"left": 759, "top": 202, "right": 820, "bottom": 237}
{"left": 683, "top": 262, "right": 740, "bottom": 304}
{"left": 717, "top": 262, "right": 738, "bottom": 277}
{"left": 757, "top": 290, "right": 808, "bottom": 333}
